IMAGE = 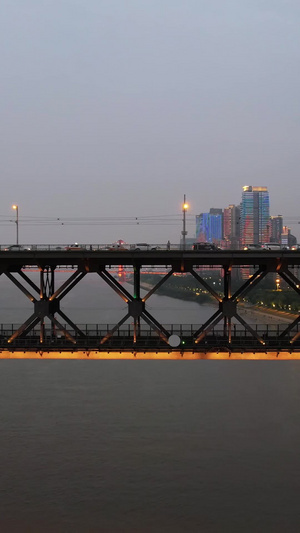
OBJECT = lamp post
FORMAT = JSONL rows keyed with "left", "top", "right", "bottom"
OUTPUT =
{"left": 12, "top": 205, "right": 19, "bottom": 245}
{"left": 182, "top": 195, "right": 189, "bottom": 250}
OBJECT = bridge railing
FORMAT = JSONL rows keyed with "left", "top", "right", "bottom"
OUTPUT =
{"left": 0, "top": 322, "right": 299, "bottom": 345}
{"left": 0, "top": 244, "right": 176, "bottom": 252}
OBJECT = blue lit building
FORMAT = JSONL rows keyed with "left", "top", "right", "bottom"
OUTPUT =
{"left": 196, "top": 210, "right": 223, "bottom": 243}
{"left": 241, "top": 186, "right": 270, "bottom": 247}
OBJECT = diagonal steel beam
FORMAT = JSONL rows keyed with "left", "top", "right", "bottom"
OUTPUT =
{"left": 194, "top": 311, "right": 224, "bottom": 344}
{"left": 142, "top": 270, "right": 174, "bottom": 302}
{"left": 141, "top": 308, "right": 170, "bottom": 341}
{"left": 19, "top": 270, "right": 40, "bottom": 294}
{"left": 8, "top": 312, "right": 39, "bottom": 343}
{"left": 53, "top": 272, "right": 86, "bottom": 301}
{"left": 49, "top": 270, "right": 86, "bottom": 301}
{"left": 140, "top": 311, "right": 169, "bottom": 343}
{"left": 56, "top": 309, "right": 86, "bottom": 338}
{"left": 5, "top": 272, "right": 36, "bottom": 303}
{"left": 46, "top": 315, "right": 76, "bottom": 344}
{"left": 231, "top": 268, "right": 267, "bottom": 301}
{"left": 291, "top": 330, "right": 300, "bottom": 344}
{"left": 20, "top": 316, "right": 41, "bottom": 339}
{"left": 98, "top": 269, "right": 132, "bottom": 302}
{"left": 190, "top": 269, "right": 222, "bottom": 301}
{"left": 100, "top": 313, "right": 131, "bottom": 344}
{"left": 279, "top": 271, "right": 300, "bottom": 296}
{"left": 233, "top": 312, "right": 265, "bottom": 344}
{"left": 279, "top": 314, "right": 300, "bottom": 339}
{"left": 193, "top": 309, "right": 222, "bottom": 340}
{"left": 279, "top": 267, "right": 300, "bottom": 287}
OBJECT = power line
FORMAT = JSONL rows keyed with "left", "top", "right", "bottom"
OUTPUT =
{"left": 0, "top": 213, "right": 197, "bottom": 227}
{"left": 1, "top": 213, "right": 299, "bottom": 227}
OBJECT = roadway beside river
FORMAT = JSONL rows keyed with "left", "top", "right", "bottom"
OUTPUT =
{"left": 238, "top": 302, "right": 298, "bottom": 324}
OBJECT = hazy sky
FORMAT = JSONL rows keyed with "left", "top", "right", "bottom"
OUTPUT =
{"left": 1, "top": 0, "right": 299, "bottom": 244}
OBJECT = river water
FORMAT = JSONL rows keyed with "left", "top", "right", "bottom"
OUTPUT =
{"left": 0, "top": 276, "right": 300, "bottom": 531}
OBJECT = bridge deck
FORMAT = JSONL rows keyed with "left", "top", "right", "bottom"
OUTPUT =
{"left": 1, "top": 248, "right": 300, "bottom": 269}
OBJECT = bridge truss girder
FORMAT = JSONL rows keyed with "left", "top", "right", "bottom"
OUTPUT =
{"left": 1, "top": 255, "right": 300, "bottom": 351}
{"left": 93, "top": 262, "right": 300, "bottom": 349}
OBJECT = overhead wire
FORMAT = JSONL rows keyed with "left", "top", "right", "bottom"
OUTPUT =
{"left": 0, "top": 213, "right": 196, "bottom": 227}
{"left": 1, "top": 213, "right": 299, "bottom": 227}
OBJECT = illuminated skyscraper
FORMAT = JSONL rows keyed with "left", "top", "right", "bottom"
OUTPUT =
{"left": 241, "top": 186, "right": 270, "bottom": 246}
{"left": 223, "top": 204, "right": 240, "bottom": 249}
{"left": 196, "top": 209, "right": 223, "bottom": 243}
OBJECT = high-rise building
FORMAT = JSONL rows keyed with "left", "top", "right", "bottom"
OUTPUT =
{"left": 196, "top": 210, "right": 223, "bottom": 243}
{"left": 223, "top": 204, "right": 241, "bottom": 249}
{"left": 281, "top": 226, "right": 297, "bottom": 248}
{"left": 209, "top": 208, "right": 223, "bottom": 216}
{"left": 241, "top": 186, "right": 270, "bottom": 247}
{"left": 269, "top": 215, "right": 283, "bottom": 243}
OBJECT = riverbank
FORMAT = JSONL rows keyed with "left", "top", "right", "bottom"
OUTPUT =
{"left": 239, "top": 303, "right": 297, "bottom": 324}
{"left": 138, "top": 281, "right": 297, "bottom": 324}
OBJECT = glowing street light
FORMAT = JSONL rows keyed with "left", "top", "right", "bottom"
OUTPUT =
{"left": 182, "top": 194, "right": 189, "bottom": 250}
{"left": 12, "top": 204, "right": 19, "bottom": 245}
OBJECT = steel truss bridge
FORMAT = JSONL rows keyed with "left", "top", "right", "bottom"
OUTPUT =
{"left": 1, "top": 247, "right": 300, "bottom": 358}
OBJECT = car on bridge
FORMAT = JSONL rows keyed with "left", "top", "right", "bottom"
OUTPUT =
{"left": 65, "top": 243, "right": 84, "bottom": 251}
{"left": 192, "top": 242, "right": 219, "bottom": 251}
{"left": 262, "top": 243, "right": 289, "bottom": 250}
{"left": 243, "top": 244, "right": 263, "bottom": 251}
{"left": 4, "top": 245, "right": 32, "bottom": 251}
{"left": 106, "top": 240, "right": 130, "bottom": 251}
{"left": 131, "top": 243, "right": 160, "bottom": 251}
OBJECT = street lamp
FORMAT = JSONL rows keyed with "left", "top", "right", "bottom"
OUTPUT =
{"left": 182, "top": 194, "right": 189, "bottom": 250}
{"left": 12, "top": 205, "right": 19, "bottom": 245}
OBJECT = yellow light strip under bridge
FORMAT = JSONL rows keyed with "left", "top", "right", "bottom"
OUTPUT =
{"left": 1, "top": 351, "right": 300, "bottom": 360}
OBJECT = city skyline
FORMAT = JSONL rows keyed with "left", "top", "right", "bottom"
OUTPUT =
{"left": 194, "top": 184, "right": 297, "bottom": 248}
{"left": 3, "top": 182, "right": 298, "bottom": 246}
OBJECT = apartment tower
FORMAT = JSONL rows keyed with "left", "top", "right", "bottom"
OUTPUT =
{"left": 241, "top": 186, "right": 270, "bottom": 247}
